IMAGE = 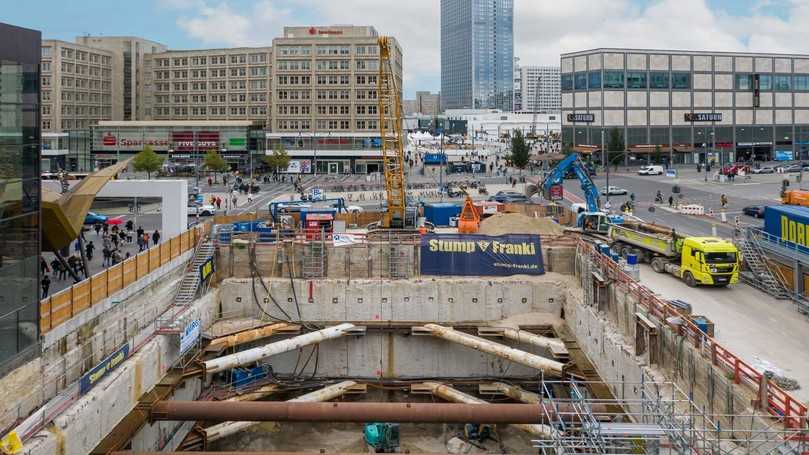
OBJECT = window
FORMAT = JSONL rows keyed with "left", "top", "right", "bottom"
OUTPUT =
{"left": 588, "top": 71, "right": 601, "bottom": 89}
{"left": 561, "top": 74, "right": 573, "bottom": 91}
{"left": 794, "top": 75, "right": 809, "bottom": 91}
{"left": 574, "top": 72, "right": 587, "bottom": 90}
{"left": 626, "top": 72, "right": 648, "bottom": 89}
{"left": 759, "top": 74, "right": 772, "bottom": 91}
{"left": 774, "top": 75, "right": 791, "bottom": 91}
{"left": 671, "top": 72, "right": 691, "bottom": 89}
{"left": 735, "top": 74, "right": 752, "bottom": 90}
{"left": 603, "top": 71, "right": 624, "bottom": 89}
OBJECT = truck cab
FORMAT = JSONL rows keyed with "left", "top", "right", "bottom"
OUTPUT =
{"left": 679, "top": 237, "right": 740, "bottom": 287}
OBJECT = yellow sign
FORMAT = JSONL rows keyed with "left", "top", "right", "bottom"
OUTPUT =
{"left": 0, "top": 431, "right": 23, "bottom": 454}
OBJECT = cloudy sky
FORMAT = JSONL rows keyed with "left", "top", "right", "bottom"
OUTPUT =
{"left": 7, "top": 0, "right": 809, "bottom": 97}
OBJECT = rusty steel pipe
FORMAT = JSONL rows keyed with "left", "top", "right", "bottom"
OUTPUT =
{"left": 150, "top": 401, "right": 545, "bottom": 424}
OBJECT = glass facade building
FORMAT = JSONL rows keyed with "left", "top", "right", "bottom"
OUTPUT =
{"left": 441, "top": 0, "right": 513, "bottom": 111}
{"left": 0, "top": 23, "right": 41, "bottom": 370}
{"left": 562, "top": 48, "right": 809, "bottom": 164}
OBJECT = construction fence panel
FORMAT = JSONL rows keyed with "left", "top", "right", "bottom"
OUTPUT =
{"left": 148, "top": 248, "right": 160, "bottom": 272}
{"left": 107, "top": 263, "right": 123, "bottom": 294}
{"left": 90, "top": 271, "right": 108, "bottom": 305}
{"left": 180, "top": 231, "right": 190, "bottom": 252}
{"left": 136, "top": 252, "right": 149, "bottom": 279}
{"left": 121, "top": 257, "right": 137, "bottom": 287}
{"left": 160, "top": 242, "right": 171, "bottom": 266}
{"left": 48, "top": 289, "right": 73, "bottom": 330}
{"left": 71, "top": 280, "right": 91, "bottom": 314}
{"left": 39, "top": 297, "right": 52, "bottom": 333}
{"left": 170, "top": 236, "right": 180, "bottom": 259}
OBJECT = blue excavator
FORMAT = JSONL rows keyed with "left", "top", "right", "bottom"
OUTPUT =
{"left": 530, "top": 153, "right": 623, "bottom": 234}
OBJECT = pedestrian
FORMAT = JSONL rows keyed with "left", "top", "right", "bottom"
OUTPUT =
{"left": 94, "top": 222, "right": 102, "bottom": 236}
{"left": 215, "top": 197, "right": 222, "bottom": 209}
{"left": 112, "top": 234, "right": 119, "bottom": 249}
{"left": 41, "top": 275, "right": 51, "bottom": 298}
{"left": 102, "top": 247, "right": 111, "bottom": 266}
{"left": 102, "top": 223, "right": 109, "bottom": 234}
{"left": 74, "top": 239, "right": 81, "bottom": 254}
{"left": 721, "top": 194, "right": 728, "bottom": 208}
{"left": 111, "top": 250, "right": 122, "bottom": 265}
{"left": 126, "top": 231, "right": 133, "bottom": 244}
{"left": 668, "top": 195, "right": 674, "bottom": 207}
{"left": 143, "top": 232, "right": 150, "bottom": 247}
{"left": 119, "top": 230, "right": 126, "bottom": 244}
{"left": 40, "top": 256, "right": 50, "bottom": 275}
{"left": 136, "top": 226, "right": 144, "bottom": 239}
{"left": 152, "top": 229, "right": 161, "bottom": 245}
{"left": 67, "top": 255, "right": 77, "bottom": 275}
{"left": 208, "top": 176, "right": 213, "bottom": 186}
{"left": 50, "top": 258, "right": 60, "bottom": 278}
{"left": 137, "top": 235, "right": 145, "bottom": 252}
{"left": 85, "top": 241, "right": 95, "bottom": 261}
{"left": 125, "top": 219, "right": 134, "bottom": 231}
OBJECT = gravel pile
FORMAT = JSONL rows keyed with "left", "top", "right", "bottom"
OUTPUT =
{"left": 479, "top": 212, "right": 564, "bottom": 236}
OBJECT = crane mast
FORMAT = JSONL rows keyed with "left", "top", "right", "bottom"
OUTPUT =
{"left": 377, "top": 36, "right": 407, "bottom": 229}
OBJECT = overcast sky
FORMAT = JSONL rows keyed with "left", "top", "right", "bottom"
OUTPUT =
{"left": 8, "top": 0, "right": 809, "bottom": 97}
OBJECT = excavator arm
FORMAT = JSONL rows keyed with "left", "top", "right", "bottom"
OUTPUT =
{"left": 540, "top": 153, "right": 601, "bottom": 212}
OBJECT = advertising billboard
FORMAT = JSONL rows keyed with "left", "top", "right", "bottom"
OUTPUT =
{"left": 420, "top": 234, "right": 545, "bottom": 276}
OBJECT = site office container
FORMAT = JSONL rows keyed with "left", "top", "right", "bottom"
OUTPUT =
{"left": 422, "top": 202, "right": 461, "bottom": 227}
{"left": 764, "top": 205, "right": 809, "bottom": 248}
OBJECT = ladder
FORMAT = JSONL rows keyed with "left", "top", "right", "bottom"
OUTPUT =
{"left": 173, "top": 238, "right": 215, "bottom": 305}
{"left": 736, "top": 233, "right": 790, "bottom": 299}
{"left": 302, "top": 238, "right": 325, "bottom": 278}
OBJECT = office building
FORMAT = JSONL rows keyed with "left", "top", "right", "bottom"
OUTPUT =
{"left": 513, "top": 57, "right": 522, "bottom": 112}
{"left": 142, "top": 47, "right": 272, "bottom": 124}
{"left": 520, "top": 66, "right": 561, "bottom": 113}
{"left": 40, "top": 40, "right": 113, "bottom": 133}
{"left": 267, "top": 25, "right": 402, "bottom": 174}
{"left": 74, "top": 36, "right": 167, "bottom": 121}
{"left": 0, "top": 22, "right": 41, "bottom": 369}
{"left": 403, "top": 91, "right": 441, "bottom": 115}
{"left": 440, "top": 0, "right": 514, "bottom": 111}
{"left": 562, "top": 48, "right": 809, "bottom": 163}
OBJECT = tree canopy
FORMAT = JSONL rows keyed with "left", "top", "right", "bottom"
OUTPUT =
{"left": 510, "top": 129, "right": 530, "bottom": 170}
{"left": 264, "top": 144, "right": 291, "bottom": 173}
{"left": 204, "top": 149, "right": 228, "bottom": 173}
{"left": 132, "top": 145, "right": 164, "bottom": 179}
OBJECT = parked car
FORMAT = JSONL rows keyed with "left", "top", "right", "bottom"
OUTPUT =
{"left": 489, "top": 191, "right": 528, "bottom": 203}
{"left": 84, "top": 211, "right": 109, "bottom": 224}
{"left": 751, "top": 166, "right": 775, "bottom": 174}
{"left": 742, "top": 205, "right": 766, "bottom": 218}
{"left": 187, "top": 204, "right": 217, "bottom": 216}
{"left": 638, "top": 165, "right": 664, "bottom": 175}
{"left": 601, "top": 186, "right": 628, "bottom": 196}
{"left": 782, "top": 164, "right": 803, "bottom": 173}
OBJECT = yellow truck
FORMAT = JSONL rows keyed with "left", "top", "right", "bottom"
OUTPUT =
{"left": 608, "top": 221, "right": 740, "bottom": 287}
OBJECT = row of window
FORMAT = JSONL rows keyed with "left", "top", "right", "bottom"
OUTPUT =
{"left": 563, "top": 71, "right": 692, "bottom": 91}
{"left": 47, "top": 118, "right": 106, "bottom": 130}
{"left": 58, "top": 91, "right": 112, "bottom": 103}
{"left": 154, "top": 80, "right": 270, "bottom": 91}
{"left": 45, "top": 47, "right": 111, "bottom": 65}
{"left": 153, "top": 92, "right": 269, "bottom": 104}
{"left": 152, "top": 106, "right": 267, "bottom": 116}
{"left": 563, "top": 125, "right": 803, "bottom": 146}
{"left": 565, "top": 70, "right": 809, "bottom": 92}
{"left": 154, "top": 54, "right": 269, "bottom": 67}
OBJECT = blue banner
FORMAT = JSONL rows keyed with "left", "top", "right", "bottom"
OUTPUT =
{"left": 420, "top": 234, "right": 544, "bottom": 276}
{"left": 232, "top": 221, "right": 273, "bottom": 233}
{"left": 79, "top": 342, "right": 130, "bottom": 395}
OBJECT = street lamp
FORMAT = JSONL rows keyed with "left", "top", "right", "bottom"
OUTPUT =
{"left": 604, "top": 150, "right": 629, "bottom": 210}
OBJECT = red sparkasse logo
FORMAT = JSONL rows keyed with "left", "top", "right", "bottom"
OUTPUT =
{"left": 308, "top": 27, "right": 342, "bottom": 36}
{"left": 102, "top": 133, "right": 116, "bottom": 146}
{"left": 308, "top": 27, "right": 317, "bottom": 35}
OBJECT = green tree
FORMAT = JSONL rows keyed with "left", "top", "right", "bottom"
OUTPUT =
{"left": 203, "top": 149, "right": 228, "bottom": 182}
{"left": 264, "top": 144, "right": 291, "bottom": 174}
{"left": 562, "top": 142, "right": 574, "bottom": 156}
{"left": 607, "top": 128, "right": 625, "bottom": 168}
{"left": 132, "top": 145, "right": 164, "bottom": 179}
{"left": 510, "top": 129, "right": 530, "bottom": 172}
{"left": 653, "top": 144, "right": 663, "bottom": 165}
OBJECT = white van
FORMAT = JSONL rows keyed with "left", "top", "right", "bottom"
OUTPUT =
{"left": 638, "top": 165, "right": 664, "bottom": 175}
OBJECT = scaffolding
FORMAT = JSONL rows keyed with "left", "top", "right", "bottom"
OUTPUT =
{"left": 533, "top": 379, "right": 809, "bottom": 454}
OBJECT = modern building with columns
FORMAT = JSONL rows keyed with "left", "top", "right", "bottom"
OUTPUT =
{"left": 561, "top": 48, "right": 809, "bottom": 164}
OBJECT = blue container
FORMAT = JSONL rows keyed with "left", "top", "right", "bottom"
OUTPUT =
{"left": 599, "top": 244, "right": 610, "bottom": 256}
{"left": 610, "top": 252, "right": 620, "bottom": 262}
{"left": 423, "top": 202, "right": 461, "bottom": 227}
{"left": 626, "top": 253, "right": 638, "bottom": 265}
{"left": 423, "top": 153, "right": 447, "bottom": 165}
{"left": 764, "top": 205, "right": 809, "bottom": 252}
{"left": 691, "top": 316, "right": 710, "bottom": 335}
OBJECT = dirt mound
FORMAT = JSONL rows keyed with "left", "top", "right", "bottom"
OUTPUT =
{"left": 479, "top": 212, "right": 564, "bottom": 236}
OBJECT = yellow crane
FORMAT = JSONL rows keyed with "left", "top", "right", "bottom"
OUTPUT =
{"left": 377, "top": 36, "right": 407, "bottom": 229}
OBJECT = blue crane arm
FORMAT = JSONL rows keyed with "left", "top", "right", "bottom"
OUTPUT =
{"left": 541, "top": 153, "right": 601, "bottom": 212}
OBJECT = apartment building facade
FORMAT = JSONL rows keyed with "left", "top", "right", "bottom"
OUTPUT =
{"left": 142, "top": 47, "right": 272, "bottom": 124}
{"left": 520, "top": 66, "right": 561, "bottom": 113}
{"left": 562, "top": 48, "right": 809, "bottom": 163}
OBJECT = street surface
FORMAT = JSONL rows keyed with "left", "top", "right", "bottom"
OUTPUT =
{"left": 637, "top": 264, "right": 809, "bottom": 402}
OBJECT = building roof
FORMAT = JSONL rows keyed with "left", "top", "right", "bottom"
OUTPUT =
{"left": 561, "top": 48, "right": 809, "bottom": 59}
{"left": 97, "top": 121, "right": 255, "bottom": 127}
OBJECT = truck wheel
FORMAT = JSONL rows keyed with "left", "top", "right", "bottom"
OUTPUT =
{"left": 650, "top": 257, "right": 665, "bottom": 273}
{"left": 684, "top": 272, "right": 697, "bottom": 287}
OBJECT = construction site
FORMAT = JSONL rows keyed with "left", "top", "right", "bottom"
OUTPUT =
{"left": 3, "top": 36, "right": 809, "bottom": 455}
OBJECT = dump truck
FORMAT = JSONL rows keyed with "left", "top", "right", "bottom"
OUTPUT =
{"left": 782, "top": 189, "right": 809, "bottom": 207}
{"left": 608, "top": 221, "right": 740, "bottom": 287}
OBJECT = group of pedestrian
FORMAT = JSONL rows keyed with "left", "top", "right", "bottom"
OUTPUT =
{"left": 209, "top": 196, "right": 223, "bottom": 210}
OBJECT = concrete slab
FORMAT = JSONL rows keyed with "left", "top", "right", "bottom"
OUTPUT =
{"left": 637, "top": 264, "right": 809, "bottom": 403}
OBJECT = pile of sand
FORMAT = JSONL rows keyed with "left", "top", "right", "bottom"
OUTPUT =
{"left": 478, "top": 212, "right": 565, "bottom": 236}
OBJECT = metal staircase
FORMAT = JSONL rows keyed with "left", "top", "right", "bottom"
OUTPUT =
{"left": 736, "top": 231, "right": 791, "bottom": 299}
{"left": 301, "top": 233, "right": 325, "bottom": 279}
{"left": 174, "top": 238, "right": 215, "bottom": 306}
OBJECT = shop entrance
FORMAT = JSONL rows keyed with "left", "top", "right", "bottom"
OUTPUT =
{"left": 328, "top": 162, "right": 339, "bottom": 174}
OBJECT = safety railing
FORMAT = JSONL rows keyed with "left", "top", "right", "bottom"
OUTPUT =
{"left": 579, "top": 239, "right": 808, "bottom": 429}
{"left": 39, "top": 222, "right": 212, "bottom": 335}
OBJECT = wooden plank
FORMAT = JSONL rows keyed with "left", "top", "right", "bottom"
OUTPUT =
{"left": 122, "top": 257, "right": 137, "bottom": 286}
{"left": 107, "top": 263, "right": 123, "bottom": 294}
{"left": 160, "top": 242, "right": 171, "bottom": 266}
{"left": 72, "top": 281, "right": 91, "bottom": 313}
{"left": 180, "top": 231, "right": 189, "bottom": 252}
{"left": 39, "top": 297, "right": 52, "bottom": 333}
{"left": 90, "top": 272, "right": 108, "bottom": 305}
{"left": 148, "top": 248, "right": 160, "bottom": 272}
{"left": 170, "top": 237, "right": 180, "bottom": 259}
{"left": 136, "top": 252, "right": 149, "bottom": 279}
